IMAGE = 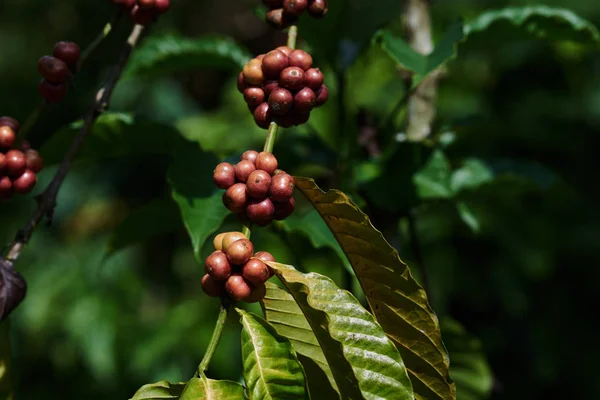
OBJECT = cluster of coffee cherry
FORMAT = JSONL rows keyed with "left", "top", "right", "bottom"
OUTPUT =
{"left": 202, "top": 232, "right": 275, "bottom": 303}
{"left": 0, "top": 117, "right": 44, "bottom": 200}
{"left": 37, "top": 41, "right": 80, "bottom": 103}
{"left": 238, "top": 46, "right": 328, "bottom": 129}
{"left": 111, "top": 0, "right": 170, "bottom": 25}
{"left": 214, "top": 150, "right": 295, "bottom": 226}
{"left": 263, "top": 0, "right": 328, "bottom": 29}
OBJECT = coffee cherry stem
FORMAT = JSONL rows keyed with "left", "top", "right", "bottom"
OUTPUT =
{"left": 196, "top": 301, "right": 231, "bottom": 376}
{"left": 242, "top": 224, "right": 252, "bottom": 239}
{"left": 287, "top": 25, "right": 298, "bottom": 50}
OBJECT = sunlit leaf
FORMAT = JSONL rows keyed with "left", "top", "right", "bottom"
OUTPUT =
{"left": 450, "top": 159, "right": 493, "bottom": 194}
{"left": 267, "top": 262, "right": 414, "bottom": 400}
{"left": 179, "top": 376, "right": 246, "bottom": 400}
{"left": 261, "top": 282, "right": 339, "bottom": 398}
{"left": 130, "top": 380, "right": 186, "bottom": 399}
{"left": 413, "top": 150, "right": 453, "bottom": 199}
{"left": 238, "top": 308, "right": 308, "bottom": 399}
{"left": 456, "top": 202, "right": 481, "bottom": 234}
{"left": 295, "top": 177, "right": 454, "bottom": 400}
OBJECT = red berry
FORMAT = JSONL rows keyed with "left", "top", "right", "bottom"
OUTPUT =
{"left": 0, "top": 116, "right": 20, "bottom": 133}
{"left": 237, "top": 72, "right": 249, "bottom": 93}
{"left": 256, "top": 152, "right": 278, "bottom": 175}
{"left": 242, "top": 258, "right": 271, "bottom": 286}
{"left": 254, "top": 251, "right": 276, "bottom": 263}
{"left": 270, "top": 173, "right": 295, "bottom": 202}
{"left": 38, "top": 79, "right": 67, "bottom": 102}
{"left": 283, "top": 0, "right": 308, "bottom": 17}
{"left": 0, "top": 153, "right": 5, "bottom": 172}
{"left": 12, "top": 170, "right": 37, "bottom": 194}
{"left": 53, "top": 41, "right": 80, "bottom": 69}
{"left": 304, "top": 68, "right": 324, "bottom": 91}
{"left": 307, "top": 0, "right": 328, "bottom": 18}
{"left": 288, "top": 49, "right": 313, "bottom": 71}
{"left": 277, "top": 110, "right": 310, "bottom": 127}
{"left": 0, "top": 176, "right": 12, "bottom": 200}
{"left": 131, "top": 5, "right": 155, "bottom": 25}
{"left": 223, "top": 183, "right": 248, "bottom": 213}
{"left": 226, "top": 239, "right": 254, "bottom": 266}
{"left": 274, "top": 197, "right": 295, "bottom": 220}
{"left": 279, "top": 67, "right": 305, "bottom": 91}
{"left": 235, "top": 160, "right": 257, "bottom": 183}
{"left": 262, "top": 50, "right": 289, "bottom": 80}
{"left": 24, "top": 149, "right": 44, "bottom": 173}
{"left": 225, "top": 274, "right": 253, "bottom": 302}
{"left": 213, "top": 162, "right": 236, "bottom": 189}
{"left": 244, "top": 87, "right": 265, "bottom": 108}
{"left": 263, "top": 80, "right": 280, "bottom": 98}
{"left": 246, "top": 197, "right": 275, "bottom": 226}
{"left": 246, "top": 170, "right": 272, "bottom": 198}
{"left": 37, "top": 56, "right": 70, "bottom": 84}
{"left": 315, "top": 84, "right": 329, "bottom": 106}
{"left": 202, "top": 274, "right": 225, "bottom": 297}
{"left": 241, "top": 150, "right": 259, "bottom": 164}
{"left": 138, "top": 0, "right": 155, "bottom": 9}
{"left": 0, "top": 126, "right": 16, "bottom": 149}
{"left": 253, "top": 102, "right": 273, "bottom": 129}
{"left": 155, "top": 0, "right": 170, "bottom": 13}
{"left": 268, "top": 87, "right": 294, "bottom": 116}
{"left": 293, "top": 87, "right": 316, "bottom": 113}
{"left": 276, "top": 46, "right": 293, "bottom": 56}
{"left": 246, "top": 283, "right": 267, "bottom": 303}
{"left": 204, "top": 250, "right": 233, "bottom": 281}
{"left": 4, "top": 150, "right": 26, "bottom": 177}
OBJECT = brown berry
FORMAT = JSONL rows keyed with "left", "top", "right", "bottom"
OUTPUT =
{"left": 262, "top": 50, "right": 289, "bottom": 80}
{"left": 37, "top": 56, "right": 70, "bottom": 84}
{"left": 270, "top": 173, "right": 295, "bottom": 202}
{"left": 0, "top": 126, "right": 16, "bottom": 149}
{"left": 256, "top": 152, "right": 278, "bottom": 174}
{"left": 242, "top": 259, "right": 271, "bottom": 286}
{"left": 202, "top": 274, "right": 224, "bottom": 297}
{"left": 4, "top": 150, "right": 26, "bottom": 177}
{"left": 283, "top": 0, "right": 308, "bottom": 16}
{"left": 213, "top": 232, "right": 227, "bottom": 251}
{"left": 246, "top": 170, "right": 272, "bottom": 199}
{"left": 12, "top": 170, "right": 37, "bottom": 194}
{"left": 262, "top": 0, "right": 283, "bottom": 7}
{"left": 315, "top": 84, "right": 329, "bottom": 106}
{"left": 254, "top": 251, "right": 276, "bottom": 263}
{"left": 213, "top": 162, "right": 236, "bottom": 189}
{"left": 0, "top": 176, "right": 12, "bottom": 200}
{"left": 243, "top": 59, "right": 264, "bottom": 86}
{"left": 225, "top": 274, "right": 253, "bottom": 302}
{"left": 222, "top": 232, "right": 247, "bottom": 251}
{"left": 223, "top": 183, "right": 248, "bottom": 213}
{"left": 237, "top": 72, "right": 248, "bottom": 93}
{"left": 288, "top": 49, "right": 313, "bottom": 71}
{"left": 263, "top": 80, "right": 279, "bottom": 98}
{"left": 253, "top": 102, "right": 273, "bottom": 129}
{"left": 268, "top": 87, "right": 293, "bottom": 116}
{"left": 204, "top": 250, "right": 232, "bottom": 281}
{"left": 244, "top": 87, "right": 265, "bottom": 108}
{"left": 235, "top": 160, "right": 257, "bottom": 183}
{"left": 277, "top": 110, "right": 310, "bottom": 127}
{"left": 53, "top": 41, "right": 80, "bottom": 69}
{"left": 274, "top": 197, "right": 295, "bottom": 220}
{"left": 279, "top": 67, "right": 305, "bottom": 91}
{"left": 24, "top": 149, "right": 44, "bottom": 173}
{"left": 304, "top": 68, "right": 324, "bottom": 91}
{"left": 38, "top": 79, "right": 67, "bottom": 102}
{"left": 226, "top": 239, "right": 254, "bottom": 266}
{"left": 246, "top": 197, "right": 275, "bottom": 226}
{"left": 293, "top": 87, "right": 316, "bottom": 112}
{"left": 155, "top": 0, "right": 170, "bottom": 13}
{"left": 0, "top": 116, "right": 20, "bottom": 133}
{"left": 308, "top": 0, "right": 328, "bottom": 18}
{"left": 265, "top": 8, "right": 297, "bottom": 29}
{"left": 246, "top": 283, "right": 267, "bottom": 303}
{"left": 241, "top": 150, "right": 259, "bottom": 164}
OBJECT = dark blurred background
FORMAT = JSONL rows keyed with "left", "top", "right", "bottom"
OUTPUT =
{"left": 1, "top": 0, "right": 599, "bottom": 399}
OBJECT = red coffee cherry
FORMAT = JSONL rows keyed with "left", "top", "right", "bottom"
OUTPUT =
{"left": 222, "top": 232, "right": 247, "bottom": 251}
{"left": 283, "top": 0, "right": 308, "bottom": 17}
{"left": 0, "top": 126, "right": 16, "bottom": 149}
{"left": 274, "top": 197, "right": 295, "bottom": 220}
{"left": 263, "top": 80, "right": 280, "bottom": 98}
{"left": 268, "top": 88, "right": 293, "bottom": 116}
{"left": 244, "top": 87, "right": 265, "bottom": 108}
{"left": 226, "top": 239, "right": 254, "bottom": 266}
{"left": 241, "top": 150, "right": 259, "bottom": 164}
{"left": 315, "top": 84, "right": 329, "bottom": 106}
{"left": 304, "top": 68, "right": 325, "bottom": 91}
{"left": 38, "top": 79, "right": 67, "bottom": 102}
{"left": 293, "top": 87, "right": 316, "bottom": 113}
{"left": 307, "top": 0, "right": 328, "bottom": 18}
{"left": 202, "top": 274, "right": 224, "bottom": 297}
{"left": 24, "top": 149, "right": 44, "bottom": 173}
{"left": 223, "top": 183, "right": 248, "bottom": 212}
{"left": 12, "top": 170, "right": 37, "bottom": 194}
{"left": 265, "top": 8, "right": 297, "bottom": 30}
{"left": 270, "top": 172, "right": 295, "bottom": 202}
{"left": 235, "top": 160, "right": 257, "bottom": 183}
{"left": 262, "top": 0, "right": 283, "bottom": 7}
{"left": 225, "top": 274, "right": 253, "bottom": 302}
{"left": 138, "top": 0, "right": 155, "bottom": 9}
{"left": 242, "top": 258, "right": 271, "bottom": 286}
{"left": 253, "top": 102, "right": 273, "bottom": 129}
{"left": 277, "top": 110, "right": 309, "bottom": 128}
{"left": 243, "top": 59, "right": 264, "bottom": 86}
{"left": 246, "top": 283, "right": 267, "bottom": 303}
{"left": 279, "top": 67, "right": 305, "bottom": 91}
{"left": 246, "top": 197, "right": 275, "bottom": 226}
{"left": 0, "top": 176, "right": 12, "bottom": 199}
{"left": 254, "top": 251, "right": 275, "bottom": 263}
{"left": 288, "top": 50, "right": 313, "bottom": 71}
{"left": 53, "top": 41, "right": 80, "bottom": 69}
{"left": 262, "top": 50, "right": 289, "bottom": 80}
{"left": 4, "top": 150, "right": 26, "bottom": 177}
{"left": 213, "top": 162, "right": 236, "bottom": 189}
{"left": 0, "top": 153, "right": 5, "bottom": 172}
{"left": 37, "top": 56, "right": 70, "bottom": 84}
{"left": 0, "top": 116, "right": 20, "bottom": 133}
{"left": 246, "top": 170, "right": 272, "bottom": 199}
{"left": 204, "top": 250, "right": 233, "bottom": 281}
{"left": 155, "top": 0, "right": 170, "bottom": 13}
{"left": 237, "top": 72, "right": 248, "bottom": 93}
{"left": 276, "top": 46, "right": 293, "bottom": 56}
{"left": 256, "top": 152, "right": 278, "bottom": 175}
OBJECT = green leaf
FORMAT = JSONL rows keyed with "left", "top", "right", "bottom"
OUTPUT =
{"left": 456, "top": 202, "right": 481, "bottom": 234}
{"left": 464, "top": 6, "right": 600, "bottom": 47}
{"left": 267, "top": 262, "right": 414, "bottom": 400}
{"left": 124, "top": 34, "right": 251, "bottom": 78}
{"left": 450, "top": 159, "right": 493, "bottom": 194}
{"left": 238, "top": 308, "right": 309, "bottom": 400}
{"left": 442, "top": 319, "right": 493, "bottom": 400}
{"left": 261, "top": 282, "right": 339, "bottom": 398}
{"left": 130, "top": 380, "right": 186, "bottom": 399}
{"left": 413, "top": 150, "right": 453, "bottom": 199}
{"left": 167, "top": 141, "right": 229, "bottom": 261}
{"left": 179, "top": 377, "right": 246, "bottom": 400}
{"left": 106, "top": 198, "right": 182, "bottom": 257}
{"left": 295, "top": 177, "right": 455, "bottom": 400}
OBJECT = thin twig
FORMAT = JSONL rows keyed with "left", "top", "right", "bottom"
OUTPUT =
{"left": 5, "top": 24, "right": 146, "bottom": 262}
{"left": 197, "top": 301, "right": 230, "bottom": 376}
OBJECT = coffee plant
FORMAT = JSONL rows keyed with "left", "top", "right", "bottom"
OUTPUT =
{"left": 1, "top": 0, "right": 599, "bottom": 399}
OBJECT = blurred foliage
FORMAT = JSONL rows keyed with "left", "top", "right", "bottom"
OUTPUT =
{"left": 1, "top": 0, "right": 600, "bottom": 399}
